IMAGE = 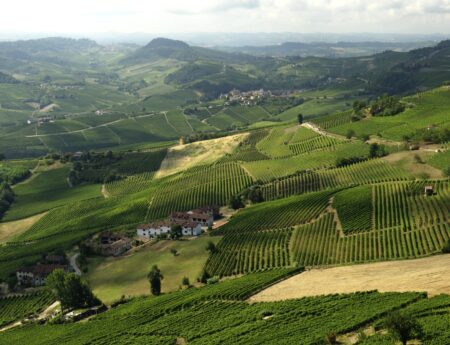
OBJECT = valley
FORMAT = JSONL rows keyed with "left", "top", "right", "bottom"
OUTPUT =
{"left": 0, "top": 34, "right": 448, "bottom": 345}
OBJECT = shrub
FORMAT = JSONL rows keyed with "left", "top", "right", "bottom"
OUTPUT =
{"left": 442, "top": 240, "right": 450, "bottom": 254}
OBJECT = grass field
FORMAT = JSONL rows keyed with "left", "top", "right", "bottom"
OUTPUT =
{"left": 85, "top": 237, "right": 222, "bottom": 304}
{"left": 0, "top": 213, "right": 46, "bottom": 243}
{"left": 4, "top": 166, "right": 101, "bottom": 221}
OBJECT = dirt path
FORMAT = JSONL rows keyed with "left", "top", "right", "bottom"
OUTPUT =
{"left": 325, "top": 197, "right": 344, "bottom": 237}
{"left": 101, "top": 184, "right": 111, "bottom": 198}
{"left": 249, "top": 254, "right": 450, "bottom": 302}
{"left": 25, "top": 113, "right": 158, "bottom": 138}
{"left": 70, "top": 253, "right": 82, "bottom": 276}
{"left": 302, "top": 122, "right": 347, "bottom": 140}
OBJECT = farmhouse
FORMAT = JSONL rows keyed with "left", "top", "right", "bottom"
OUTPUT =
{"left": 137, "top": 221, "right": 172, "bottom": 238}
{"left": 136, "top": 221, "right": 202, "bottom": 239}
{"left": 170, "top": 206, "right": 219, "bottom": 227}
{"left": 16, "top": 264, "right": 71, "bottom": 287}
{"left": 170, "top": 211, "right": 213, "bottom": 228}
{"left": 179, "top": 221, "right": 202, "bottom": 236}
{"left": 94, "top": 232, "right": 132, "bottom": 257}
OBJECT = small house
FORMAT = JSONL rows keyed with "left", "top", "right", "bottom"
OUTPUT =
{"left": 180, "top": 222, "right": 202, "bottom": 236}
{"left": 137, "top": 222, "right": 172, "bottom": 239}
{"left": 424, "top": 185, "right": 434, "bottom": 196}
{"left": 16, "top": 264, "right": 70, "bottom": 287}
{"left": 96, "top": 232, "right": 131, "bottom": 256}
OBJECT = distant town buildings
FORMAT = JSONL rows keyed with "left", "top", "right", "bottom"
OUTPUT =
{"left": 221, "top": 89, "right": 273, "bottom": 106}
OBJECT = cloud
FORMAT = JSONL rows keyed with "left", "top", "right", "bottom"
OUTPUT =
{"left": 165, "top": 0, "right": 261, "bottom": 15}
{"left": 1, "top": 0, "right": 450, "bottom": 35}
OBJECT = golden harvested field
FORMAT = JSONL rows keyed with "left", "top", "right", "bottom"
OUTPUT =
{"left": 0, "top": 212, "right": 46, "bottom": 243}
{"left": 249, "top": 255, "right": 450, "bottom": 302}
{"left": 155, "top": 133, "right": 247, "bottom": 178}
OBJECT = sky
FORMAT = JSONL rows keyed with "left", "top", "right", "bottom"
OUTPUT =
{"left": 2, "top": 0, "right": 450, "bottom": 35}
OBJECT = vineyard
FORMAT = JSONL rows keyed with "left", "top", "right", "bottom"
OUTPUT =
{"left": 260, "top": 159, "right": 411, "bottom": 201}
{"left": 0, "top": 159, "right": 36, "bottom": 184}
{"left": 0, "top": 291, "right": 54, "bottom": 328}
{"left": 290, "top": 212, "right": 450, "bottom": 267}
{"left": 146, "top": 162, "right": 253, "bottom": 221}
{"left": 289, "top": 135, "right": 347, "bottom": 155}
{"left": 214, "top": 190, "right": 334, "bottom": 235}
{"left": 105, "top": 172, "right": 155, "bottom": 196}
{"left": 310, "top": 110, "right": 353, "bottom": 130}
{"left": 0, "top": 269, "right": 438, "bottom": 345}
{"left": 208, "top": 178, "right": 449, "bottom": 276}
{"left": 221, "top": 130, "right": 270, "bottom": 162}
{"left": 205, "top": 229, "right": 292, "bottom": 276}
{"left": 333, "top": 185, "right": 373, "bottom": 233}
{"left": 244, "top": 141, "right": 370, "bottom": 182}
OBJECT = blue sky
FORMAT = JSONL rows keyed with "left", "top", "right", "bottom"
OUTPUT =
{"left": 2, "top": 0, "right": 450, "bottom": 34}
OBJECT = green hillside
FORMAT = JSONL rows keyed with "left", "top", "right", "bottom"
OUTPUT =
{"left": 0, "top": 35, "right": 449, "bottom": 344}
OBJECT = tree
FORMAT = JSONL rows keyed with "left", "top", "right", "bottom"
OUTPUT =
{"left": 442, "top": 239, "right": 450, "bottom": 253}
{"left": 181, "top": 277, "right": 190, "bottom": 287}
{"left": 369, "top": 143, "right": 387, "bottom": 158}
{"left": 247, "top": 187, "right": 264, "bottom": 204}
{"left": 369, "top": 143, "right": 379, "bottom": 158}
{"left": 229, "top": 195, "right": 244, "bottom": 210}
{"left": 46, "top": 269, "right": 100, "bottom": 311}
{"left": 147, "top": 265, "right": 163, "bottom": 296}
{"left": 297, "top": 113, "right": 303, "bottom": 124}
{"left": 360, "top": 134, "right": 370, "bottom": 142}
{"left": 198, "top": 269, "right": 210, "bottom": 284}
{"left": 384, "top": 311, "right": 423, "bottom": 345}
{"left": 206, "top": 241, "right": 217, "bottom": 254}
{"left": 0, "top": 153, "right": 5, "bottom": 161}
{"left": 170, "top": 224, "right": 183, "bottom": 240}
{"left": 170, "top": 248, "right": 178, "bottom": 256}
{"left": 346, "top": 129, "right": 355, "bottom": 139}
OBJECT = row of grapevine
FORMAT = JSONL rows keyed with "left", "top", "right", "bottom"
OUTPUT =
{"left": 0, "top": 291, "right": 54, "bottom": 327}
{"left": 105, "top": 172, "right": 155, "bottom": 196}
{"left": 260, "top": 159, "right": 411, "bottom": 201}
{"left": 214, "top": 190, "right": 333, "bottom": 235}
{"left": 205, "top": 229, "right": 292, "bottom": 276}
{"left": 288, "top": 135, "right": 346, "bottom": 155}
{"left": 290, "top": 213, "right": 450, "bottom": 267}
{"left": 333, "top": 185, "right": 373, "bottom": 234}
{"left": 0, "top": 284, "right": 426, "bottom": 345}
{"left": 243, "top": 141, "right": 370, "bottom": 182}
{"left": 221, "top": 129, "right": 271, "bottom": 162}
{"left": 310, "top": 111, "right": 353, "bottom": 130}
{"left": 16, "top": 193, "right": 149, "bottom": 242}
{"left": 374, "top": 180, "right": 450, "bottom": 231}
{"left": 146, "top": 162, "right": 253, "bottom": 221}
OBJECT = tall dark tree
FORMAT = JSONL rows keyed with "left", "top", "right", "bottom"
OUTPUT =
{"left": 384, "top": 311, "right": 423, "bottom": 345}
{"left": 206, "top": 241, "right": 217, "bottom": 254}
{"left": 147, "top": 265, "right": 163, "bottom": 296}
{"left": 229, "top": 195, "right": 244, "bottom": 210}
{"left": 170, "top": 224, "right": 183, "bottom": 240}
{"left": 297, "top": 113, "right": 303, "bottom": 124}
